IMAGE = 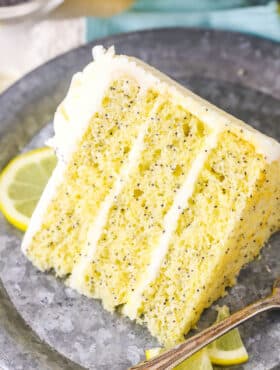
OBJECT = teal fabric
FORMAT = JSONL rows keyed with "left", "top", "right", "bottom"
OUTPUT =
{"left": 86, "top": 0, "right": 280, "bottom": 42}
{"left": 129, "top": 0, "right": 269, "bottom": 11}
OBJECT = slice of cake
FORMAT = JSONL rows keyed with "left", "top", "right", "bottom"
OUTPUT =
{"left": 22, "top": 46, "right": 280, "bottom": 347}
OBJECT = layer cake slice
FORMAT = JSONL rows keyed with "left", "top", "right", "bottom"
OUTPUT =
{"left": 22, "top": 46, "right": 280, "bottom": 346}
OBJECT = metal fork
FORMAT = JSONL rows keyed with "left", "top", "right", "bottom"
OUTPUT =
{"left": 130, "top": 278, "right": 280, "bottom": 370}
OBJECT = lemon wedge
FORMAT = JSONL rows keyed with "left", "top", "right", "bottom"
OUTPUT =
{"left": 145, "top": 347, "right": 212, "bottom": 370}
{"left": 145, "top": 305, "right": 249, "bottom": 368}
{"left": 0, "top": 147, "right": 57, "bottom": 231}
{"left": 145, "top": 347, "right": 162, "bottom": 360}
{"left": 207, "top": 305, "right": 249, "bottom": 366}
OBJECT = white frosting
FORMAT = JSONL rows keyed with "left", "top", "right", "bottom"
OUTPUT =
{"left": 122, "top": 132, "right": 219, "bottom": 319}
{"left": 68, "top": 118, "right": 151, "bottom": 292}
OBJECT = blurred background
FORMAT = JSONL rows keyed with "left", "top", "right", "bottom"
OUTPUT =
{"left": 0, "top": 0, "right": 280, "bottom": 93}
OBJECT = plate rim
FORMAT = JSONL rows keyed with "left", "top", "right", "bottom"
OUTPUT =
{"left": 1, "top": 26, "right": 280, "bottom": 101}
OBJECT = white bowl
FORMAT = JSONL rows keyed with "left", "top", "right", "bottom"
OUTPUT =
{"left": 0, "top": 0, "right": 63, "bottom": 20}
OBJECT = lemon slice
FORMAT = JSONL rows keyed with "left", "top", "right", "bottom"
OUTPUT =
{"left": 0, "top": 147, "right": 57, "bottom": 231}
{"left": 145, "top": 347, "right": 212, "bottom": 370}
{"left": 145, "top": 347, "right": 162, "bottom": 360}
{"left": 207, "top": 305, "right": 249, "bottom": 366}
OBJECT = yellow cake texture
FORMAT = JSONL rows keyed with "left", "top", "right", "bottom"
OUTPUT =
{"left": 22, "top": 46, "right": 280, "bottom": 347}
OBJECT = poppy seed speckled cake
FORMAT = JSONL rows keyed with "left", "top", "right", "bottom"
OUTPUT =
{"left": 22, "top": 46, "right": 280, "bottom": 347}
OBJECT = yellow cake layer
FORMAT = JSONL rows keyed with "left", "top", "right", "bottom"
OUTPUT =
{"left": 69, "top": 95, "right": 211, "bottom": 310}
{"left": 22, "top": 47, "right": 280, "bottom": 348}
{"left": 25, "top": 77, "right": 158, "bottom": 276}
{"left": 134, "top": 131, "right": 277, "bottom": 346}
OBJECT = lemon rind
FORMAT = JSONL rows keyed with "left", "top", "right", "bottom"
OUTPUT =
{"left": 208, "top": 346, "right": 249, "bottom": 365}
{"left": 0, "top": 147, "right": 54, "bottom": 231}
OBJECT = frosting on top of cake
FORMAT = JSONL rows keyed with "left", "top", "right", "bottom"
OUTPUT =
{"left": 48, "top": 46, "right": 280, "bottom": 164}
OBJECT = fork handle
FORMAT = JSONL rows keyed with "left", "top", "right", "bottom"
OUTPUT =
{"left": 130, "top": 296, "right": 279, "bottom": 370}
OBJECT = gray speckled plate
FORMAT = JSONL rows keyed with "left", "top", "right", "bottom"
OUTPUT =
{"left": 0, "top": 29, "right": 280, "bottom": 370}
